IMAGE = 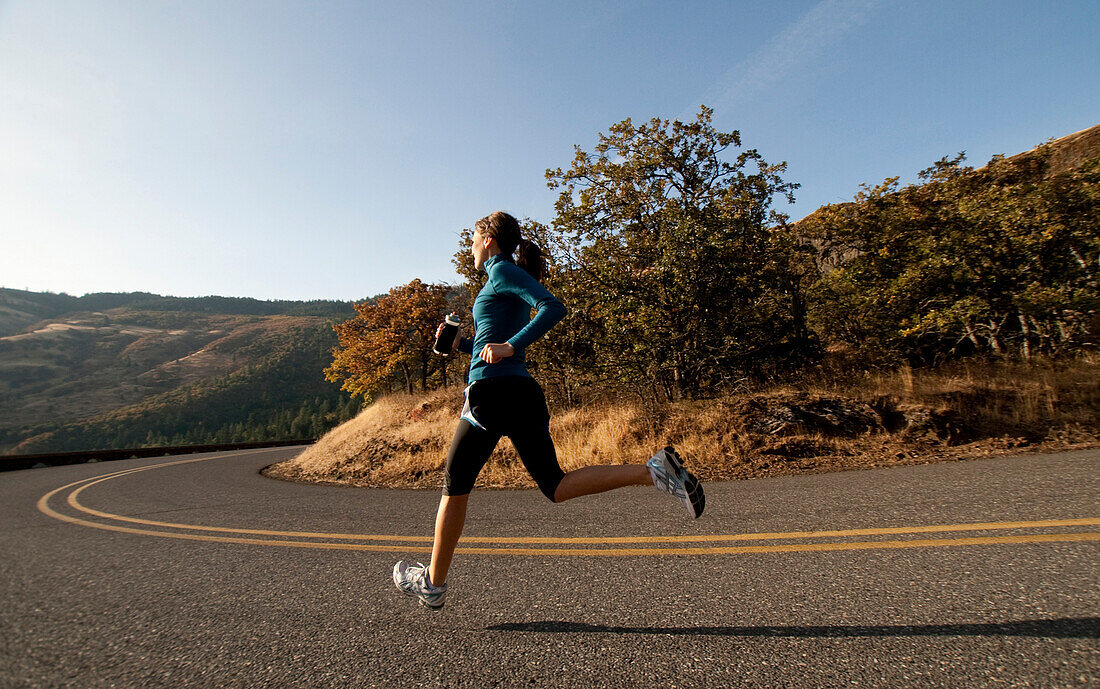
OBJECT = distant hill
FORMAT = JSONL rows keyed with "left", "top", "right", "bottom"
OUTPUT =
{"left": 0, "top": 289, "right": 364, "bottom": 454}
{"left": 0, "top": 289, "right": 355, "bottom": 338}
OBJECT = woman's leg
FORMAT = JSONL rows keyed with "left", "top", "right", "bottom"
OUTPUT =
{"left": 509, "top": 422, "right": 651, "bottom": 503}
{"left": 428, "top": 493, "right": 468, "bottom": 587}
{"left": 429, "top": 419, "right": 500, "bottom": 586}
{"left": 552, "top": 464, "right": 651, "bottom": 502}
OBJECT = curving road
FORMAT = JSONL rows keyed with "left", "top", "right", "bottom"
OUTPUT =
{"left": 2, "top": 446, "right": 1098, "bottom": 688}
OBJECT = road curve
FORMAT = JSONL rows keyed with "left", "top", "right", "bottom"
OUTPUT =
{"left": 3, "top": 446, "right": 1098, "bottom": 687}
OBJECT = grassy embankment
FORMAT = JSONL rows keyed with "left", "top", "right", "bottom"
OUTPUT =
{"left": 266, "top": 352, "right": 1100, "bottom": 490}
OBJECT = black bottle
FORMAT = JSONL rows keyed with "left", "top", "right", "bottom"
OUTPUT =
{"left": 432, "top": 314, "right": 460, "bottom": 355}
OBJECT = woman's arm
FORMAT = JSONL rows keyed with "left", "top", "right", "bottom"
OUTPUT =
{"left": 493, "top": 263, "right": 567, "bottom": 351}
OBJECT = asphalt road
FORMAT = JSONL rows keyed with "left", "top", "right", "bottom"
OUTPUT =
{"left": 2, "top": 446, "right": 1097, "bottom": 688}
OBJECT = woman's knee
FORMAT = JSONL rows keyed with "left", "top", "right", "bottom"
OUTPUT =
{"left": 440, "top": 491, "right": 471, "bottom": 506}
{"left": 542, "top": 473, "right": 565, "bottom": 503}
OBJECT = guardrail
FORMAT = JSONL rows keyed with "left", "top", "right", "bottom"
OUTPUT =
{"left": 0, "top": 439, "right": 316, "bottom": 472}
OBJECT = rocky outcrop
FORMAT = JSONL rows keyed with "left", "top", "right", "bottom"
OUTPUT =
{"left": 729, "top": 391, "right": 975, "bottom": 446}
{"left": 735, "top": 392, "right": 881, "bottom": 437}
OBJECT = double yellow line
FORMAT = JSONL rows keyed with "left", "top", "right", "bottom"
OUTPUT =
{"left": 37, "top": 451, "right": 1100, "bottom": 557}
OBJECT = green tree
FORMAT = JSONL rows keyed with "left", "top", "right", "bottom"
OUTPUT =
{"left": 542, "top": 106, "right": 805, "bottom": 399}
{"left": 800, "top": 147, "right": 1100, "bottom": 363}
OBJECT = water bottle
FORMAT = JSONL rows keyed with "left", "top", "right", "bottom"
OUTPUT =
{"left": 433, "top": 313, "right": 460, "bottom": 355}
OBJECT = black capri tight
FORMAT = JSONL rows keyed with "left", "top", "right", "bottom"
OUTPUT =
{"left": 443, "top": 376, "right": 565, "bottom": 501}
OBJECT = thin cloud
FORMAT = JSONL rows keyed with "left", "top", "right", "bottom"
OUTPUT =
{"left": 682, "top": 0, "right": 885, "bottom": 120}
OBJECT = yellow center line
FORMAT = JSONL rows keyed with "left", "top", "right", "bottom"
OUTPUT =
{"left": 454, "top": 533, "right": 1100, "bottom": 557}
{"left": 36, "top": 452, "right": 1100, "bottom": 557}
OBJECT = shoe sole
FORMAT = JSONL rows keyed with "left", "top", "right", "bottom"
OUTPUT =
{"left": 662, "top": 447, "right": 705, "bottom": 519}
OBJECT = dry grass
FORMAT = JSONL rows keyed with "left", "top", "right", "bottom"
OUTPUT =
{"left": 265, "top": 352, "right": 1100, "bottom": 490}
{"left": 812, "top": 351, "right": 1100, "bottom": 439}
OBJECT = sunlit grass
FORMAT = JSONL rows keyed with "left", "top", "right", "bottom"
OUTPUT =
{"left": 268, "top": 352, "right": 1100, "bottom": 490}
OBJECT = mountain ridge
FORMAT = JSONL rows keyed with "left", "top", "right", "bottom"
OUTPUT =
{"left": 0, "top": 289, "right": 367, "bottom": 454}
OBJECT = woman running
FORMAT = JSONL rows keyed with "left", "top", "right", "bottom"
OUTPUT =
{"left": 393, "top": 211, "right": 704, "bottom": 609}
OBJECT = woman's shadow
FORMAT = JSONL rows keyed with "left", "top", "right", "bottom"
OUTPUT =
{"left": 487, "top": 617, "right": 1099, "bottom": 638}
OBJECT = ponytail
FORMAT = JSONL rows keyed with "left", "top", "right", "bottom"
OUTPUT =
{"left": 515, "top": 239, "right": 544, "bottom": 282}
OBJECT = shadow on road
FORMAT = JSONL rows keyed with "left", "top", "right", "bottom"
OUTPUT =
{"left": 487, "top": 617, "right": 1099, "bottom": 638}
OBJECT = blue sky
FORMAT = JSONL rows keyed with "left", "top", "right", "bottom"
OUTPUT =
{"left": 1, "top": 0, "right": 1097, "bottom": 301}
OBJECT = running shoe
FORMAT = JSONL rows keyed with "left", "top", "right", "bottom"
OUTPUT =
{"left": 646, "top": 446, "right": 705, "bottom": 519}
{"left": 392, "top": 561, "right": 447, "bottom": 609}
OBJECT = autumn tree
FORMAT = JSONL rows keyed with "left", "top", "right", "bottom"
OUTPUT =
{"left": 325, "top": 279, "right": 453, "bottom": 399}
{"left": 542, "top": 106, "right": 807, "bottom": 400}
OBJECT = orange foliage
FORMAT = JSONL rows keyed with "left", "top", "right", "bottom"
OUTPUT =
{"left": 325, "top": 279, "right": 452, "bottom": 399}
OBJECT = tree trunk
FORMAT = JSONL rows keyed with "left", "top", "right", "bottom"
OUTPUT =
{"left": 987, "top": 319, "right": 1004, "bottom": 356}
{"left": 660, "top": 374, "right": 674, "bottom": 404}
{"left": 964, "top": 320, "right": 982, "bottom": 348}
{"left": 1028, "top": 315, "right": 1049, "bottom": 355}
{"left": 1018, "top": 313, "right": 1031, "bottom": 361}
{"left": 1057, "top": 319, "right": 1070, "bottom": 347}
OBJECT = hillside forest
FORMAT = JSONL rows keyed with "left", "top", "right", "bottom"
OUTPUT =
{"left": 0, "top": 293, "right": 362, "bottom": 454}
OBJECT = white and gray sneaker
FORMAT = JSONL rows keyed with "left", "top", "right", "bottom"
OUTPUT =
{"left": 392, "top": 561, "right": 447, "bottom": 609}
{"left": 647, "top": 446, "right": 705, "bottom": 519}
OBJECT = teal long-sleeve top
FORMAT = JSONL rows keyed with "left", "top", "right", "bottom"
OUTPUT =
{"left": 458, "top": 253, "right": 566, "bottom": 382}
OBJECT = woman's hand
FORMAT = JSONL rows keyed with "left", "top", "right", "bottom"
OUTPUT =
{"left": 479, "top": 342, "right": 514, "bottom": 364}
{"left": 436, "top": 322, "right": 461, "bottom": 352}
